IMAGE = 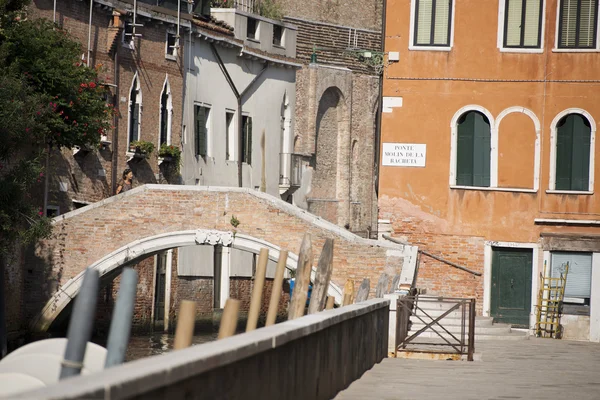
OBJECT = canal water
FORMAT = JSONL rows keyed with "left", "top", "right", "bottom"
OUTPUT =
{"left": 125, "top": 331, "right": 218, "bottom": 361}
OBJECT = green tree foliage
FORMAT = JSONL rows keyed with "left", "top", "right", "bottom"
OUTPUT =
{"left": 0, "top": 3, "right": 114, "bottom": 255}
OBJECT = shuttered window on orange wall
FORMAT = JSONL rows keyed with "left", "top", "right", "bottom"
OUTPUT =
{"left": 504, "top": 0, "right": 543, "bottom": 48}
{"left": 456, "top": 111, "right": 491, "bottom": 188}
{"left": 414, "top": 0, "right": 453, "bottom": 46}
{"left": 558, "top": 0, "right": 598, "bottom": 48}
{"left": 555, "top": 114, "right": 591, "bottom": 191}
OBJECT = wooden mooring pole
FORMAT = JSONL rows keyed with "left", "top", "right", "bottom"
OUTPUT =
{"left": 288, "top": 233, "right": 312, "bottom": 320}
{"left": 266, "top": 250, "right": 288, "bottom": 326}
{"left": 218, "top": 298, "right": 240, "bottom": 339}
{"left": 308, "top": 239, "right": 334, "bottom": 314}
{"left": 173, "top": 300, "right": 196, "bottom": 350}
{"left": 247, "top": 248, "right": 269, "bottom": 332}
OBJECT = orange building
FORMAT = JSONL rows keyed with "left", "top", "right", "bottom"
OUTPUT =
{"left": 380, "top": 0, "right": 600, "bottom": 340}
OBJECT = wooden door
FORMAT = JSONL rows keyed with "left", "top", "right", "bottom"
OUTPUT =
{"left": 491, "top": 248, "right": 532, "bottom": 327}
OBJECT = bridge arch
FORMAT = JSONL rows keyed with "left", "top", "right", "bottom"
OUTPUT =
{"left": 32, "top": 229, "right": 344, "bottom": 332}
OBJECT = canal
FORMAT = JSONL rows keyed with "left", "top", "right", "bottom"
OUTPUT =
{"left": 125, "top": 331, "right": 217, "bottom": 361}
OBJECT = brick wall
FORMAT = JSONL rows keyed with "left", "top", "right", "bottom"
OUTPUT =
{"left": 280, "top": 0, "right": 383, "bottom": 31}
{"left": 28, "top": 186, "right": 407, "bottom": 329}
{"left": 29, "top": 0, "right": 184, "bottom": 216}
{"left": 379, "top": 196, "right": 485, "bottom": 313}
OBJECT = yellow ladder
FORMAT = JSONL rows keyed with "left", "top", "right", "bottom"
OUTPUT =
{"left": 535, "top": 260, "right": 568, "bottom": 339}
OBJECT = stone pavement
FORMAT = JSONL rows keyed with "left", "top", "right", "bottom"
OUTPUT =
{"left": 335, "top": 338, "right": 600, "bottom": 399}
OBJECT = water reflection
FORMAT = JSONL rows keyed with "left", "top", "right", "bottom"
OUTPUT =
{"left": 126, "top": 331, "right": 218, "bottom": 361}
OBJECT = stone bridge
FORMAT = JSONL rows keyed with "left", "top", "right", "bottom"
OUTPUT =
{"left": 29, "top": 185, "right": 415, "bottom": 331}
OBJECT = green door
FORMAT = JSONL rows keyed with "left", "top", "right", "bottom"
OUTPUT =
{"left": 491, "top": 248, "right": 533, "bottom": 327}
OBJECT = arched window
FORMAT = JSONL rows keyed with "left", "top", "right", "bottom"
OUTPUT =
{"left": 456, "top": 111, "right": 491, "bottom": 187}
{"left": 159, "top": 77, "right": 172, "bottom": 147}
{"left": 128, "top": 74, "right": 142, "bottom": 145}
{"left": 555, "top": 113, "right": 592, "bottom": 191}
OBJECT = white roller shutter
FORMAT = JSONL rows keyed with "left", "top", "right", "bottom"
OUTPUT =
{"left": 551, "top": 252, "right": 592, "bottom": 300}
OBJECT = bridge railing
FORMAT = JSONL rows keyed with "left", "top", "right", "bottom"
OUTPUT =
{"left": 15, "top": 299, "right": 389, "bottom": 400}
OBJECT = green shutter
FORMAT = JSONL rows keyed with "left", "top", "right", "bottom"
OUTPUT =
{"left": 555, "top": 116, "right": 574, "bottom": 190}
{"left": 571, "top": 115, "right": 591, "bottom": 191}
{"left": 246, "top": 117, "right": 253, "bottom": 165}
{"left": 472, "top": 112, "right": 491, "bottom": 187}
{"left": 457, "top": 113, "right": 475, "bottom": 186}
{"left": 130, "top": 103, "right": 139, "bottom": 143}
{"left": 195, "top": 106, "right": 206, "bottom": 156}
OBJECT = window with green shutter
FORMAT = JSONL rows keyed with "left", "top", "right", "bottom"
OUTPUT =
{"left": 503, "top": 0, "right": 544, "bottom": 48}
{"left": 414, "top": 0, "right": 453, "bottom": 47}
{"left": 456, "top": 111, "right": 491, "bottom": 187}
{"left": 558, "top": 0, "right": 598, "bottom": 49}
{"left": 128, "top": 77, "right": 140, "bottom": 144}
{"left": 242, "top": 116, "right": 252, "bottom": 165}
{"left": 555, "top": 114, "right": 591, "bottom": 191}
{"left": 194, "top": 105, "right": 209, "bottom": 157}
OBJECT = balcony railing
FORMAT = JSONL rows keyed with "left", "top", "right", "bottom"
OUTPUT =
{"left": 279, "top": 153, "right": 304, "bottom": 188}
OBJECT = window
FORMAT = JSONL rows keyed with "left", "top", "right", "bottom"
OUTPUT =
{"left": 194, "top": 105, "right": 210, "bottom": 157}
{"left": 273, "top": 25, "right": 284, "bottom": 46}
{"left": 456, "top": 111, "right": 491, "bottom": 187}
{"left": 242, "top": 115, "right": 252, "bottom": 164}
{"left": 551, "top": 252, "right": 592, "bottom": 313}
{"left": 503, "top": 0, "right": 544, "bottom": 48}
{"left": 226, "top": 111, "right": 235, "bottom": 161}
{"left": 128, "top": 75, "right": 142, "bottom": 146}
{"left": 558, "top": 0, "right": 598, "bottom": 49}
{"left": 46, "top": 205, "right": 60, "bottom": 218}
{"left": 247, "top": 18, "right": 258, "bottom": 40}
{"left": 159, "top": 79, "right": 172, "bottom": 146}
{"left": 413, "top": 0, "right": 453, "bottom": 47}
{"left": 122, "top": 20, "right": 135, "bottom": 49}
{"left": 165, "top": 32, "right": 177, "bottom": 59}
{"left": 555, "top": 114, "right": 592, "bottom": 191}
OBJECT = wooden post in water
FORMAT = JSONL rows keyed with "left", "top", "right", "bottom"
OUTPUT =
{"left": 355, "top": 278, "right": 371, "bottom": 303}
{"left": 375, "top": 273, "right": 389, "bottom": 298}
{"left": 308, "top": 239, "right": 334, "bottom": 314}
{"left": 173, "top": 300, "right": 196, "bottom": 350}
{"left": 325, "top": 296, "right": 335, "bottom": 309}
{"left": 266, "top": 250, "right": 288, "bottom": 326}
{"left": 342, "top": 279, "right": 354, "bottom": 306}
{"left": 218, "top": 298, "right": 240, "bottom": 339}
{"left": 247, "top": 248, "right": 269, "bottom": 332}
{"left": 288, "top": 233, "right": 312, "bottom": 320}
{"left": 390, "top": 274, "right": 401, "bottom": 293}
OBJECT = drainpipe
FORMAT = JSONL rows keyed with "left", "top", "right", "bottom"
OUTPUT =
{"left": 209, "top": 43, "right": 268, "bottom": 187}
{"left": 53, "top": 0, "right": 56, "bottom": 23}
{"left": 373, "top": 0, "right": 387, "bottom": 236}
{"left": 87, "top": 0, "right": 93, "bottom": 66}
{"left": 111, "top": 48, "right": 119, "bottom": 194}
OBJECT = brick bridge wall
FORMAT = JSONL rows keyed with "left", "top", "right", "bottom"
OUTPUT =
{"left": 28, "top": 185, "right": 410, "bottom": 331}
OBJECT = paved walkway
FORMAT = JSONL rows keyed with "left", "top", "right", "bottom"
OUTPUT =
{"left": 335, "top": 338, "right": 600, "bottom": 400}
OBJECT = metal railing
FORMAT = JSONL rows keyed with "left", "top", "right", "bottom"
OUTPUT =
{"left": 395, "top": 295, "right": 476, "bottom": 361}
{"left": 233, "top": 0, "right": 256, "bottom": 13}
{"left": 279, "top": 153, "right": 303, "bottom": 187}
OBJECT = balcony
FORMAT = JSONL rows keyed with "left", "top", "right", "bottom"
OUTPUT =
{"left": 279, "top": 153, "right": 304, "bottom": 188}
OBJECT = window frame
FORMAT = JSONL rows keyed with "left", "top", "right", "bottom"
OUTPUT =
{"left": 548, "top": 109, "right": 596, "bottom": 194}
{"left": 122, "top": 19, "right": 136, "bottom": 50}
{"left": 554, "top": 0, "right": 600, "bottom": 52}
{"left": 127, "top": 74, "right": 142, "bottom": 150}
{"left": 193, "top": 103, "right": 211, "bottom": 158}
{"left": 247, "top": 17, "right": 259, "bottom": 41}
{"left": 165, "top": 31, "right": 177, "bottom": 60}
{"left": 497, "top": 0, "right": 546, "bottom": 53}
{"left": 550, "top": 251, "right": 593, "bottom": 314}
{"left": 409, "top": 0, "right": 456, "bottom": 51}
{"left": 273, "top": 25, "right": 285, "bottom": 47}
{"left": 241, "top": 114, "right": 253, "bottom": 165}
{"left": 159, "top": 77, "right": 172, "bottom": 148}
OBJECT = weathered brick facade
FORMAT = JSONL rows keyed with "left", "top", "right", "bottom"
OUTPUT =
{"left": 28, "top": 185, "right": 408, "bottom": 331}
{"left": 30, "top": 0, "right": 185, "bottom": 216}
{"left": 284, "top": 13, "right": 382, "bottom": 238}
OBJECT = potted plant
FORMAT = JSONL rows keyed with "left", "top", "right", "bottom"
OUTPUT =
{"left": 128, "top": 140, "right": 155, "bottom": 159}
{"left": 158, "top": 143, "right": 181, "bottom": 163}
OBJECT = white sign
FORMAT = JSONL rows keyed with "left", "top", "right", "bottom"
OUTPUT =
{"left": 382, "top": 143, "right": 426, "bottom": 167}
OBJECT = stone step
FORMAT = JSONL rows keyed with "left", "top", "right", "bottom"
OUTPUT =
{"left": 409, "top": 316, "right": 494, "bottom": 327}
{"left": 405, "top": 330, "right": 530, "bottom": 341}
{"left": 409, "top": 323, "right": 511, "bottom": 335}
